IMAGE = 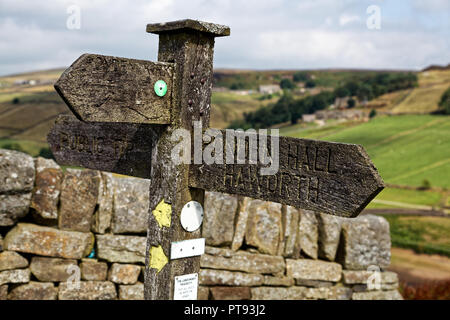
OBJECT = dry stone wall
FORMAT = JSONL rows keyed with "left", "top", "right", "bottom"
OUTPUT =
{"left": 0, "top": 149, "right": 402, "bottom": 300}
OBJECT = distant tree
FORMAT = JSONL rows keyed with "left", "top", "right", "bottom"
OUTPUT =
{"left": 271, "top": 93, "right": 293, "bottom": 123}
{"left": 345, "top": 81, "right": 360, "bottom": 96}
{"left": 369, "top": 109, "right": 377, "bottom": 119}
{"left": 420, "top": 179, "right": 431, "bottom": 190}
{"left": 439, "top": 87, "right": 450, "bottom": 114}
{"left": 373, "top": 84, "right": 387, "bottom": 97}
{"left": 228, "top": 119, "right": 252, "bottom": 130}
{"left": 230, "top": 82, "right": 245, "bottom": 90}
{"left": 374, "top": 73, "right": 390, "bottom": 86}
{"left": 2, "top": 143, "right": 25, "bottom": 153}
{"left": 334, "top": 87, "right": 350, "bottom": 98}
{"left": 347, "top": 98, "right": 356, "bottom": 108}
{"left": 293, "top": 71, "right": 309, "bottom": 82}
{"left": 257, "top": 94, "right": 272, "bottom": 101}
{"left": 310, "top": 94, "right": 327, "bottom": 111}
{"left": 280, "top": 78, "right": 295, "bottom": 90}
{"left": 357, "top": 84, "right": 374, "bottom": 101}
{"left": 12, "top": 97, "right": 20, "bottom": 104}
{"left": 305, "top": 79, "right": 316, "bottom": 88}
{"left": 38, "top": 147, "right": 55, "bottom": 159}
{"left": 289, "top": 99, "right": 304, "bottom": 124}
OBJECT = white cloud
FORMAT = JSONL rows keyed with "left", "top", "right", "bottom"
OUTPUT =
{"left": 413, "top": 0, "right": 450, "bottom": 12}
{"left": 249, "top": 28, "right": 448, "bottom": 70}
{"left": 339, "top": 14, "right": 361, "bottom": 26}
{"left": 0, "top": 0, "right": 448, "bottom": 75}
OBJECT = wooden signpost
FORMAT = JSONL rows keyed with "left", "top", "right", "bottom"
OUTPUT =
{"left": 48, "top": 19, "right": 384, "bottom": 300}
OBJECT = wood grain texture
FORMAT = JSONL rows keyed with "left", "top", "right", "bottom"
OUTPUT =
{"left": 54, "top": 54, "right": 174, "bottom": 124}
{"left": 144, "top": 26, "right": 225, "bottom": 300}
{"left": 147, "top": 19, "right": 230, "bottom": 37}
{"left": 47, "top": 114, "right": 159, "bottom": 178}
{"left": 189, "top": 130, "right": 384, "bottom": 218}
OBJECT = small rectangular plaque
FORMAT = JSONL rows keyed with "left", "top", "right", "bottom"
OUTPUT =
{"left": 173, "top": 273, "right": 198, "bottom": 300}
{"left": 170, "top": 238, "right": 205, "bottom": 260}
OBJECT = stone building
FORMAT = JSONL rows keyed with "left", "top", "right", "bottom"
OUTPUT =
{"left": 258, "top": 84, "right": 282, "bottom": 95}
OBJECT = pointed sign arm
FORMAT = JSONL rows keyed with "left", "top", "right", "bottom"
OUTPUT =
{"left": 54, "top": 54, "right": 175, "bottom": 124}
{"left": 189, "top": 130, "right": 384, "bottom": 218}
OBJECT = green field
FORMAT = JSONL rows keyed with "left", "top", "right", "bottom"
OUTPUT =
{"left": 0, "top": 138, "right": 49, "bottom": 157}
{"left": 382, "top": 214, "right": 450, "bottom": 257}
{"left": 213, "top": 68, "right": 402, "bottom": 90}
{"left": 282, "top": 115, "right": 450, "bottom": 189}
{"left": 368, "top": 69, "right": 450, "bottom": 114}
{"left": 210, "top": 91, "right": 278, "bottom": 128}
{"left": 367, "top": 188, "right": 442, "bottom": 209}
{"left": 1, "top": 68, "right": 449, "bottom": 209}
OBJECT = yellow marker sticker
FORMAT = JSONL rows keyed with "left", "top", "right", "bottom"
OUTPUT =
{"left": 152, "top": 199, "right": 172, "bottom": 228}
{"left": 149, "top": 245, "right": 168, "bottom": 273}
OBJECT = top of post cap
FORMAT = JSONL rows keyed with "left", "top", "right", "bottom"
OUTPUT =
{"left": 146, "top": 19, "right": 230, "bottom": 37}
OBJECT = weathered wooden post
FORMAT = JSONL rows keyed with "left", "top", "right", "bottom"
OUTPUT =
{"left": 143, "top": 20, "right": 230, "bottom": 300}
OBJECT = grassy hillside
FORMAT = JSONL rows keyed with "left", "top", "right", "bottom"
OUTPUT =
{"left": 281, "top": 115, "right": 450, "bottom": 189}
{"left": 0, "top": 92, "right": 68, "bottom": 142}
{"left": 280, "top": 114, "right": 450, "bottom": 212}
{"left": 320, "top": 115, "right": 450, "bottom": 189}
{"left": 382, "top": 214, "right": 450, "bottom": 257}
{"left": 213, "top": 68, "right": 407, "bottom": 90}
{"left": 0, "top": 67, "right": 444, "bottom": 145}
{"left": 0, "top": 69, "right": 68, "bottom": 145}
{"left": 369, "top": 69, "right": 450, "bottom": 114}
{"left": 210, "top": 91, "right": 279, "bottom": 129}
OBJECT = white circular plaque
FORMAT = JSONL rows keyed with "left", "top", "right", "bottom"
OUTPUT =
{"left": 180, "top": 201, "right": 204, "bottom": 232}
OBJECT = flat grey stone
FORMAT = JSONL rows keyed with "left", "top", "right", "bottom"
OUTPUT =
{"left": 58, "top": 169, "right": 100, "bottom": 232}
{"left": 199, "top": 269, "right": 263, "bottom": 287}
{"left": 92, "top": 172, "right": 114, "bottom": 234}
{"left": 96, "top": 234, "right": 146, "bottom": 264}
{"left": 0, "top": 269, "right": 30, "bottom": 286}
{"left": 286, "top": 259, "right": 342, "bottom": 282}
{"left": 7, "top": 281, "right": 57, "bottom": 300}
{"left": 30, "top": 157, "right": 63, "bottom": 220}
{"left": 245, "top": 200, "right": 282, "bottom": 255}
{"left": 58, "top": 281, "right": 117, "bottom": 300}
{"left": 203, "top": 191, "right": 238, "bottom": 246}
{"left": 337, "top": 214, "right": 391, "bottom": 270}
{"left": 298, "top": 210, "right": 318, "bottom": 259}
{"left": 30, "top": 257, "right": 78, "bottom": 282}
{"left": 0, "top": 193, "right": 32, "bottom": 226}
{"left": 317, "top": 212, "right": 343, "bottom": 261}
{"left": 4, "top": 223, "right": 94, "bottom": 259}
{"left": 352, "top": 290, "right": 403, "bottom": 300}
{"left": 119, "top": 282, "right": 144, "bottom": 300}
{"left": 0, "top": 251, "right": 29, "bottom": 271}
{"left": 200, "top": 246, "right": 285, "bottom": 275}
{"left": 111, "top": 177, "right": 150, "bottom": 234}
{"left": 0, "top": 149, "right": 35, "bottom": 193}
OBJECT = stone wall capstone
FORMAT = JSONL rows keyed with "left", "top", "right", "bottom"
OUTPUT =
{"left": 0, "top": 149, "right": 401, "bottom": 300}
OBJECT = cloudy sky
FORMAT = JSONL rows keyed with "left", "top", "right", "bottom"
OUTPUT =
{"left": 0, "top": 0, "right": 449, "bottom": 76}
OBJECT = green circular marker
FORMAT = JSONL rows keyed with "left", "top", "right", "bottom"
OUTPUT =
{"left": 154, "top": 80, "right": 168, "bottom": 97}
